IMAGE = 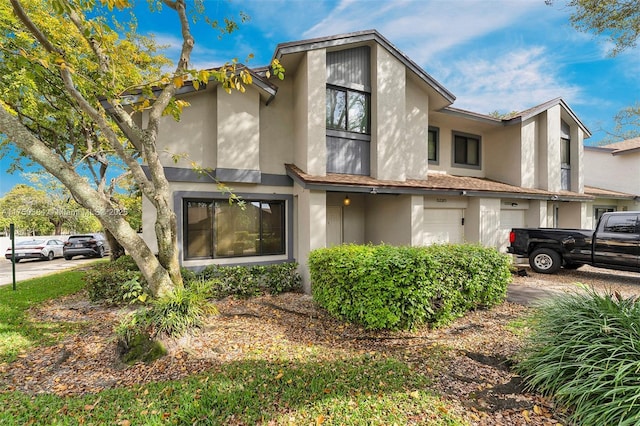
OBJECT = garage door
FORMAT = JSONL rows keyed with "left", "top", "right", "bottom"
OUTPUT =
{"left": 424, "top": 208, "right": 464, "bottom": 245}
{"left": 499, "top": 209, "right": 525, "bottom": 253}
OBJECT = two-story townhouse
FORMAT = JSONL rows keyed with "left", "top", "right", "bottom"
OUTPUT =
{"left": 583, "top": 138, "right": 640, "bottom": 227}
{"left": 139, "top": 30, "right": 594, "bottom": 291}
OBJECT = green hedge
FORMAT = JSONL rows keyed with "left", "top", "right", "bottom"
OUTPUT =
{"left": 309, "top": 244, "right": 511, "bottom": 330}
{"left": 195, "top": 262, "right": 302, "bottom": 298}
{"left": 85, "top": 256, "right": 301, "bottom": 304}
{"left": 84, "top": 255, "right": 144, "bottom": 304}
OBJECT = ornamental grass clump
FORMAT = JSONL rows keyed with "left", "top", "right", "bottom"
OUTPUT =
{"left": 516, "top": 288, "right": 640, "bottom": 425}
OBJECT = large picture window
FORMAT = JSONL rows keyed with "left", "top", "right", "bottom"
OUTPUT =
{"left": 326, "top": 86, "right": 370, "bottom": 134}
{"left": 453, "top": 132, "right": 481, "bottom": 168}
{"left": 185, "top": 199, "right": 285, "bottom": 259}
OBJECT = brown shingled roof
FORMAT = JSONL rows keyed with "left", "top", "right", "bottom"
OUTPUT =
{"left": 585, "top": 186, "right": 638, "bottom": 199}
{"left": 600, "top": 138, "right": 640, "bottom": 155}
{"left": 285, "top": 164, "right": 593, "bottom": 201}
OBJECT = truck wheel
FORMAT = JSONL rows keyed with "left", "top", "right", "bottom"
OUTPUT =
{"left": 529, "top": 248, "right": 562, "bottom": 274}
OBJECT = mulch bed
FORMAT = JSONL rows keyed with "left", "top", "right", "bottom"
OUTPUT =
{"left": 0, "top": 293, "right": 563, "bottom": 425}
{"left": 2, "top": 265, "right": 638, "bottom": 425}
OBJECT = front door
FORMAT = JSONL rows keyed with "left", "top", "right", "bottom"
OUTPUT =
{"left": 326, "top": 206, "right": 343, "bottom": 247}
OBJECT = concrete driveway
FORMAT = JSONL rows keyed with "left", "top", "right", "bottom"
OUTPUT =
{"left": 0, "top": 257, "right": 101, "bottom": 287}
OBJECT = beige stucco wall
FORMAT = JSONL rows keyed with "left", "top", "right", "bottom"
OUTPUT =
{"left": 461, "top": 198, "right": 501, "bottom": 247}
{"left": 556, "top": 202, "right": 585, "bottom": 229}
{"left": 155, "top": 89, "right": 217, "bottom": 169}
{"left": 525, "top": 199, "right": 548, "bottom": 228}
{"left": 259, "top": 77, "right": 295, "bottom": 175}
{"left": 584, "top": 150, "right": 640, "bottom": 195}
{"left": 484, "top": 124, "right": 522, "bottom": 186}
{"left": 217, "top": 86, "right": 260, "bottom": 172}
{"left": 543, "top": 105, "right": 562, "bottom": 192}
{"left": 293, "top": 50, "right": 327, "bottom": 176}
{"left": 404, "top": 76, "right": 430, "bottom": 179}
{"left": 365, "top": 194, "right": 412, "bottom": 245}
{"left": 520, "top": 118, "right": 538, "bottom": 188}
{"left": 293, "top": 185, "right": 326, "bottom": 293}
{"left": 371, "top": 45, "right": 406, "bottom": 181}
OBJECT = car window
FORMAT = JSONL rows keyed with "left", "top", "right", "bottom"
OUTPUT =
{"left": 17, "top": 240, "right": 45, "bottom": 246}
{"left": 603, "top": 215, "right": 639, "bottom": 234}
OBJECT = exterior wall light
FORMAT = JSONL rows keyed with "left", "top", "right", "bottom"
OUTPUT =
{"left": 343, "top": 195, "right": 351, "bottom": 206}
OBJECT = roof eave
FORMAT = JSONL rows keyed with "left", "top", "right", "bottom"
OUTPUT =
{"left": 273, "top": 29, "right": 455, "bottom": 105}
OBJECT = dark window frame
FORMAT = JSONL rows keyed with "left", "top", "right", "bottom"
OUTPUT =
{"left": 452, "top": 131, "right": 481, "bottom": 169}
{"left": 428, "top": 126, "right": 439, "bottom": 164}
{"left": 183, "top": 198, "right": 286, "bottom": 260}
{"left": 326, "top": 84, "right": 371, "bottom": 135}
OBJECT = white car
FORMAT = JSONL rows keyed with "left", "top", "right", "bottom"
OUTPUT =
{"left": 5, "top": 239, "right": 66, "bottom": 262}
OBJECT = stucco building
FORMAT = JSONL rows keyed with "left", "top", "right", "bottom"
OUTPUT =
{"left": 139, "top": 30, "right": 595, "bottom": 291}
{"left": 584, "top": 138, "right": 640, "bottom": 227}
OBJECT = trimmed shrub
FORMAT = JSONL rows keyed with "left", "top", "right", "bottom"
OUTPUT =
{"left": 84, "top": 255, "right": 147, "bottom": 304}
{"left": 516, "top": 289, "right": 640, "bottom": 425}
{"left": 193, "top": 262, "right": 302, "bottom": 299}
{"left": 308, "top": 244, "right": 511, "bottom": 330}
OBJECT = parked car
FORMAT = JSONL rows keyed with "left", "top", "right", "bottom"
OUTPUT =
{"left": 63, "top": 234, "right": 109, "bottom": 260}
{"left": 5, "top": 239, "right": 66, "bottom": 262}
{"left": 508, "top": 211, "right": 640, "bottom": 274}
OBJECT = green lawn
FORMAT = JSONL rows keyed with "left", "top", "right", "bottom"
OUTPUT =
{"left": 0, "top": 268, "right": 468, "bottom": 425}
{"left": 1, "top": 356, "right": 464, "bottom": 425}
{"left": 0, "top": 269, "right": 88, "bottom": 362}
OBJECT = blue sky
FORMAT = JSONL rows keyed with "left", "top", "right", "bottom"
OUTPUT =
{"left": 1, "top": 0, "right": 638, "bottom": 196}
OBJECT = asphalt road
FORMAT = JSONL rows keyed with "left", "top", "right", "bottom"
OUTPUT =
{"left": 0, "top": 256, "right": 100, "bottom": 287}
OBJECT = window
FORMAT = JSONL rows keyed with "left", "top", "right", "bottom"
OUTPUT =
{"left": 326, "top": 86, "right": 370, "bottom": 134}
{"left": 453, "top": 132, "right": 480, "bottom": 167}
{"left": 602, "top": 214, "right": 638, "bottom": 234}
{"left": 185, "top": 199, "right": 285, "bottom": 259}
{"left": 560, "top": 120, "right": 571, "bottom": 191}
{"left": 428, "top": 127, "right": 439, "bottom": 163}
{"left": 594, "top": 207, "right": 615, "bottom": 225}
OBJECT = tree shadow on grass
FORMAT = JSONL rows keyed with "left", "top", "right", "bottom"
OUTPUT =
{"left": 0, "top": 357, "right": 464, "bottom": 425}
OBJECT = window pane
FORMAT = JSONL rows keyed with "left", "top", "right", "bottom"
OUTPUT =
{"left": 186, "top": 201, "right": 213, "bottom": 258}
{"left": 326, "top": 88, "right": 346, "bottom": 131}
{"left": 261, "top": 202, "right": 285, "bottom": 255}
{"left": 215, "top": 201, "right": 260, "bottom": 257}
{"left": 467, "top": 138, "right": 479, "bottom": 165}
{"left": 454, "top": 136, "right": 467, "bottom": 164}
{"left": 428, "top": 130, "right": 437, "bottom": 161}
{"left": 347, "top": 91, "right": 369, "bottom": 133}
{"left": 561, "top": 138, "right": 570, "bottom": 164}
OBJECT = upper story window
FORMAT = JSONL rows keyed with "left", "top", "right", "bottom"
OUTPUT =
{"left": 452, "top": 131, "right": 481, "bottom": 168}
{"left": 325, "top": 46, "right": 372, "bottom": 175}
{"left": 561, "top": 120, "right": 571, "bottom": 190}
{"left": 326, "top": 86, "right": 370, "bottom": 134}
{"left": 428, "top": 126, "right": 439, "bottom": 164}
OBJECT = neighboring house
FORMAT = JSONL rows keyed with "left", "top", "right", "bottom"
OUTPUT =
{"left": 584, "top": 138, "right": 640, "bottom": 228}
{"left": 137, "top": 30, "right": 594, "bottom": 291}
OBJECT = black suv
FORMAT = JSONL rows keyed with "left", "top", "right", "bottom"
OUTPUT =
{"left": 63, "top": 234, "right": 109, "bottom": 260}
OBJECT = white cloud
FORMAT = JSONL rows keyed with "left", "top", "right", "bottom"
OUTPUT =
{"left": 304, "top": 0, "right": 545, "bottom": 62}
{"left": 441, "top": 47, "right": 583, "bottom": 114}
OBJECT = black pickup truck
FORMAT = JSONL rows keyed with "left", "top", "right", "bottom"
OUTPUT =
{"left": 508, "top": 211, "right": 640, "bottom": 274}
